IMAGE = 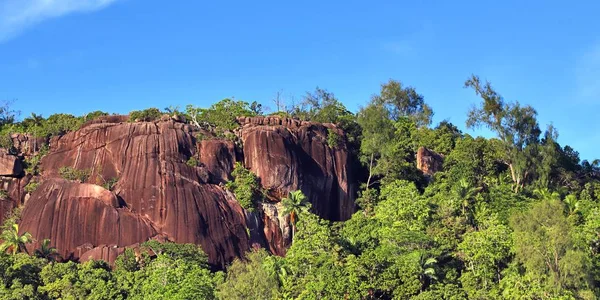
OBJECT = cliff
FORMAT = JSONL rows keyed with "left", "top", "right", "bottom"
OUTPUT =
{"left": 0, "top": 116, "right": 356, "bottom": 268}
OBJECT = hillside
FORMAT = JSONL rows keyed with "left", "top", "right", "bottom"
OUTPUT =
{"left": 0, "top": 79, "right": 599, "bottom": 299}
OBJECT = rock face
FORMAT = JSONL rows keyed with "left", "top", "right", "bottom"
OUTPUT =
{"left": 416, "top": 147, "right": 444, "bottom": 177}
{"left": 239, "top": 116, "right": 355, "bottom": 221}
{"left": 5, "top": 116, "right": 356, "bottom": 268}
{"left": 0, "top": 150, "right": 23, "bottom": 176}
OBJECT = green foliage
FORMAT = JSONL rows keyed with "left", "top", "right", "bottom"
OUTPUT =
{"left": 216, "top": 249, "right": 280, "bottom": 300}
{"left": 326, "top": 128, "right": 342, "bottom": 148}
{"left": 59, "top": 166, "right": 92, "bottom": 182}
{"left": 82, "top": 110, "right": 109, "bottom": 122}
{"left": 0, "top": 133, "right": 14, "bottom": 153}
{"left": 186, "top": 156, "right": 199, "bottom": 167}
{"left": 186, "top": 98, "right": 257, "bottom": 131}
{"left": 465, "top": 75, "right": 543, "bottom": 192}
{"left": 0, "top": 189, "right": 7, "bottom": 200}
{"left": 24, "top": 181, "right": 39, "bottom": 194}
{"left": 225, "top": 162, "right": 262, "bottom": 212}
{"left": 129, "top": 108, "right": 162, "bottom": 122}
{"left": 24, "top": 143, "right": 49, "bottom": 175}
{"left": 30, "top": 113, "right": 84, "bottom": 138}
{"left": 102, "top": 177, "right": 119, "bottom": 191}
{"left": 34, "top": 239, "right": 60, "bottom": 262}
{"left": 0, "top": 224, "right": 32, "bottom": 255}
{"left": 510, "top": 200, "right": 592, "bottom": 295}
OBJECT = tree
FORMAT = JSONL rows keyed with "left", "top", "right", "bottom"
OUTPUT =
{"left": 453, "top": 178, "right": 480, "bottom": 222}
{"left": 216, "top": 249, "right": 280, "bottom": 300}
{"left": 417, "top": 252, "right": 438, "bottom": 292}
{"left": 0, "top": 224, "right": 32, "bottom": 255}
{"left": 375, "top": 79, "right": 433, "bottom": 127}
{"left": 458, "top": 214, "right": 512, "bottom": 297}
{"left": 34, "top": 239, "right": 60, "bottom": 262}
{"left": 465, "top": 75, "right": 541, "bottom": 192}
{"left": 510, "top": 200, "right": 592, "bottom": 295}
{"left": 185, "top": 98, "right": 257, "bottom": 131}
{"left": 282, "top": 190, "right": 311, "bottom": 238}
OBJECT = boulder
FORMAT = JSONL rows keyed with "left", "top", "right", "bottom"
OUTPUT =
{"left": 416, "top": 147, "right": 444, "bottom": 176}
{"left": 0, "top": 150, "right": 22, "bottom": 176}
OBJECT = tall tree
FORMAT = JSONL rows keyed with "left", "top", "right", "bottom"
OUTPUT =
{"left": 282, "top": 190, "right": 312, "bottom": 239}
{"left": 375, "top": 79, "right": 433, "bottom": 127}
{"left": 464, "top": 75, "right": 541, "bottom": 192}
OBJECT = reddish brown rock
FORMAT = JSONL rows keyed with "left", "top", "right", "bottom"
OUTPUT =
{"left": 10, "top": 133, "right": 48, "bottom": 157}
{"left": 11, "top": 117, "right": 355, "bottom": 267}
{"left": 416, "top": 147, "right": 444, "bottom": 176}
{"left": 240, "top": 117, "right": 355, "bottom": 221}
{"left": 19, "top": 180, "right": 158, "bottom": 260}
{"left": 0, "top": 150, "right": 23, "bottom": 176}
{"left": 197, "top": 139, "right": 238, "bottom": 183}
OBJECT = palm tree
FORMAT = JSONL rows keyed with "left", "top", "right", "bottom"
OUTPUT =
{"left": 34, "top": 239, "right": 60, "bottom": 262}
{"left": 563, "top": 194, "right": 580, "bottom": 216}
{"left": 454, "top": 179, "right": 480, "bottom": 220}
{"left": 417, "top": 253, "right": 438, "bottom": 292}
{"left": 533, "top": 187, "right": 560, "bottom": 201}
{"left": 0, "top": 224, "right": 32, "bottom": 255}
{"left": 281, "top": 190, "right": 311, "bottom": 238}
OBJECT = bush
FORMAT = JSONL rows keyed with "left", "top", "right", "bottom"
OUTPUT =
{"left": 24, "top": 181, "right": 40, "bottom": 194}
{"left": 59, "top": 167, "right": 91, "bottom": 183}
{"left": 186, "top": 99, "right": 257, "bottom": 131}
{"left": 129, "top": 108, "right": 162, "bottom": 122}
{"left": 24, "top": 144, "right": 49, "bottom": 175}
{"left": 0, "top": 189, "right": 8, "bottom": 199}
{"left": 102, "top": 177, "right": 119, "bottom": 191}
{"left": 327, "top": 128, "right": 342, "bottom": 148}
{"left": 186, "top": 157, "right": 199, "bottom": 167}
{"left": 225, "top": 162, "right": 262, "bottom": 212}
{"left": 0, "top": 132, "right": 14, "bottom": 152}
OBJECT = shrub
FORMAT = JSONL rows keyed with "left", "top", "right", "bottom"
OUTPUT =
{"left": 186, "top": 99, "right": 257, "bottom": 131}
{"left": 59, "top": 167, "right": 91, "bottom": 183}
{"left": 129, "top": 108, "right": 162, "bottom": 122}
{"left": 225, "top": 162, "right": 262, "bottom": 212}
{"left": 327, "top": 128, "right": 342, "bottom": 148}
{"left": 0, "top": 133, "right": 14, "bottom": 152}
{"left": 24, "top": 144, "right": 49, "bottom": 175}
{"left": 187, "top": 157, "right": 199, "bottom": 167}
{"left": 24, "top": 181, "right": 40, "bottom": 194}
{"left": 0, "top": 189, "right": 7, "bottom": 199}
{"left": 102, "top": 177, "right": 119, "bottom": 191}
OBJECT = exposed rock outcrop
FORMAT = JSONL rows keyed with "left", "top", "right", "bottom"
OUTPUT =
{"left": 2, "top": 116, "right": 356, "bottom": 268}
{"left": 0, "top": 150, "right": 23, "bottom": 176}
{"left": 416, "top": 147, "right": 444, "bottom": 176}
{"left": 239, "top": 116, "right": 355, "bottom": 221}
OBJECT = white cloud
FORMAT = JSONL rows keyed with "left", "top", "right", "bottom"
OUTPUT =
{"left": 575, "top": 43, "right": 600, "bottom": 101}
{"left": 0, "top": 0, "right": 119, "bottom": 42}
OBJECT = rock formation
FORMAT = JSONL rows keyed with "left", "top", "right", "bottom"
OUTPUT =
{"left": 0, "top": 116, "right": 356, "bottom": 268}
{"left": 416, "top": 146, "right": 444, "bottom": 177}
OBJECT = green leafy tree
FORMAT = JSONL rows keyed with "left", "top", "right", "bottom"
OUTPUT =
{"left": 374, "top": 79, "right": 433, "bottom": 127}
{"left": 510, "top": 199, "right": 592, "bottom": 295}
{"left": 225, "top": 162, "right": 262, "bottom": 212}
{"left": 465, "top": 75, "right": 542, "bottom": 192}
{"left": 186, "top": 98, "right": 257, "bottom": 131}
{"left": 458, "top": 214, "right": 512, "bottom": 298}
{"left": 34, "top": 239, "right": 60, "bottom": 262}
{"left": 0, "top": 224, "right": 32, "bottom": 255}
{"left": 282, "top": 190, "right": 311, "bottom": 238}
{"left": 216, "top": 249, "right": 280, "bottom": 300}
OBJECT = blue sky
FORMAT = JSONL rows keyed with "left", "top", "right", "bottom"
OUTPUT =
{"left": 0, "top": 0, "right": 599, "bottom": 160}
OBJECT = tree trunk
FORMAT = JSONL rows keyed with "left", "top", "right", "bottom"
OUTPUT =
{"left": 366, "top": 153, "right": 374, "bottom": 189}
